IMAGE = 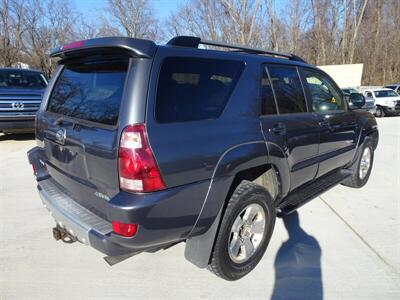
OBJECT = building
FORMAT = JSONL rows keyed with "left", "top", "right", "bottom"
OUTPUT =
{"left": 317, "top": 64, "right": 363, "bottom": 88}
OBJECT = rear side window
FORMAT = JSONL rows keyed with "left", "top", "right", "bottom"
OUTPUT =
{"left": 47, "top": 59, "right": 129, "bottom": 125}
{"left": 261, "top": 66, "right": 277, "bottom": 115}
{"left": 267, "top": 65, "right": 307, "bottom": 114}
{"left": 156, "top": 57, "right": 244, "bottom": 123}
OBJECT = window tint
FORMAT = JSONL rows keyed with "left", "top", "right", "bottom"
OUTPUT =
{"left": 156, "top": 57, "right": 243, "bottom": 123}
{"left": 267, "top": 65, "right": 307, "bottom": 113}
{"left": 47, "top": 59, "right": 129, "bottom": 125}
{"left": 303, "top": 69, "right": 345, "bottom": 112}
{"left": 0, "top": 70, "right": 47, "bottom": 89}
{"left": 374, "top": 90, "right": 398, "bottom": 97}
{"left": 261, "top": 66, "right": 277, "bottom": 115}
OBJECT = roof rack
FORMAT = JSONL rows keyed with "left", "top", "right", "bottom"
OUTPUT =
{"left": 167, "top": 36, "right": 306, "bottom": 63}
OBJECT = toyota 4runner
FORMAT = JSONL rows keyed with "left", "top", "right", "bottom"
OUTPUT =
{"left": 28, "top": 36, "right": 379, "bottom": 281}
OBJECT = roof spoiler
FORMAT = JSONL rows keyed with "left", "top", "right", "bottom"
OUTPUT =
{"left": 167, "top": 36, "right": 306, "bottom": 63}
{"left": 50, "top": 37, "right": 157, "bottom": 59}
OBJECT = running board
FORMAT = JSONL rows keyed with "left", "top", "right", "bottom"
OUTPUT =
{"left": 278, "top": 169, "right": 352, "bottom": 215}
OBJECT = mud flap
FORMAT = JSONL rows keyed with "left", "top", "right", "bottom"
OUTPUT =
{"left": 184, "top": 208, "right": 223, "bottom": 268}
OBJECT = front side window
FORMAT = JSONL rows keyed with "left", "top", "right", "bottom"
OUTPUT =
{"left": 156, "top": 57, "right": 244, "bottom": 123}
{"left": 261, "top": 66, "right": 277, "bottom": 115}
{"left": 47, "top": 59, "right": 129, "bottom": 125}
{"left": 267, "top": 65, "right": 307, "bottom": 114}
{"left": 302, "top": 69, "right": 345, "bottom": 112}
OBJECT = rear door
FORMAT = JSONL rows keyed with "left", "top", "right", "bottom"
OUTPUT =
{"left": 260, "top": 64, "right": 320, "bottom": 191}
{"left": 300, "top": 68, "right": 357, "bottom": 177}
{"left": 38, "top": 56, "right": 131, "bottom": 214}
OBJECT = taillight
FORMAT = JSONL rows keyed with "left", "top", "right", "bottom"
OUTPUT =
{"left": 118, "top": 124, "right": 165, "bottom": 193}
{"left": 31, "top": 164, "right": 37, "bottom": 175}
{"left": 112, "top": 221, "right": 138, "bottom": 237}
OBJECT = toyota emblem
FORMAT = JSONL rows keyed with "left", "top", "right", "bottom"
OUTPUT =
{"left": 11, "top": 102, "right": 24, "bottom": 110}
{"left": 55, "top": 128, "right": 66, "bottom": 144}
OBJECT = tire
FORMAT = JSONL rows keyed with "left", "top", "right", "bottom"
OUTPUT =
{"left": 342, "top": 137, "right": 374, "bottom": 188}
{"left": 374, "top": 106, "right": 385, "bottom": 118}
{"left": 208, "top": 181, "right": 276, "bottom": 281}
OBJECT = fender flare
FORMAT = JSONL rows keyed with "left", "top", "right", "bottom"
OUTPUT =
{"left": 348, "top": 114, "right": 379, "bottom": 167}
{"left": 184, "top": 141, "right": 286, "bottom": 268}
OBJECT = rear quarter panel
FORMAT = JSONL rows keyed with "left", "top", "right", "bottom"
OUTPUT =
{"left": 145, "top": 47, "right": 265, "bottom": 187}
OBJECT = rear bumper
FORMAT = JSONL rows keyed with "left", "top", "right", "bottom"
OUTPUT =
{"left": 29, "top": 146, "right": 210, "bottom": 257}
{"left": 38, "top": 179, "right": 136, "bottom": 256}
{"left": 0, "top": 116, "right": 35, "bottom": 132}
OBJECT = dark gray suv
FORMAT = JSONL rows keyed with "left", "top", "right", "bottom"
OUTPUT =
{"left": 28, "top": 36, "right": 378, "bottom": 281}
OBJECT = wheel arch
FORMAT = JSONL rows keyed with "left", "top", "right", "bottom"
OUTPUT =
{"left": 184, "top": 141, "right": 285, "bottom": 268}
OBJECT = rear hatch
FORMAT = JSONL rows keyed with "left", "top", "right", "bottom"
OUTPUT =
{"left": 38, "top": 55, "right": 133, "bottom": 218}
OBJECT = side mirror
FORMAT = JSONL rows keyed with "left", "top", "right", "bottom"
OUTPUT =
{"left": 348, "top": 93, "right": 365, "bottom": 109}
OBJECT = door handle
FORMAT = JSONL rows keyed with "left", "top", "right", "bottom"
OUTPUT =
{"left": 272, "top": 123, "right": 286, "bottom": 135}
{"left": 318, "top": 119, "right": 330, "bottom": 128}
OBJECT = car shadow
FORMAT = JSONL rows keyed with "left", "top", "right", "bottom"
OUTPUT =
{"left": 270, "top": 211, "right": 323, "bottom": 300}
{"left": 0, "top": 133, "right": 35, "bottom": 141}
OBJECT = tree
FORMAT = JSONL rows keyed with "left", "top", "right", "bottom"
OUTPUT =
{"left": 24, "top": 0, "right": 78, "bottom": 77}
{"left": 0, "top": 0, "right": 398, "bottom": 85}
{"left": 0, "top": 0, "right": 26, "bottom": 66}
{"left": 168, "top": 0, "right": 265, "bottom": 47}
{"left": 107, "top": 0, "right": 162, "bottom": 40}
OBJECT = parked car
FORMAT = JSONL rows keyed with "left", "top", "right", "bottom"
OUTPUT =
{"left": 363, "top": 88, "right": 400, "bottom": 117}
{"left": 384, "top": 83, "right": 400, "bottom": 94}
{"left": 0, "top": 68, "right": 47, "bottom": 133}
{"left": 341, "top": 88, "right": 376, "bottom": 114}
{"left": 28, "top": 36, "right": 379, "bottom": 281}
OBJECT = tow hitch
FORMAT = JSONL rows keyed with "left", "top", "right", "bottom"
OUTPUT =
{"left": 52, "top": 226, "right": 77, "bottom": 244}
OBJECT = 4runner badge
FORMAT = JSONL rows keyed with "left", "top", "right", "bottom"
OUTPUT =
{"left": 94, "top": 191, "right": 110, "bottom": 201}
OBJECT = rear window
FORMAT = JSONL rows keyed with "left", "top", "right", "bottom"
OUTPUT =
{"left": 47, "top": 59, "right": 129, "bottom": 125}
{"left": 0, "top": 69, "right": 47, "bottom": 89}
{"left": 156, "top": 57, "right": 244, "bottom": 123}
